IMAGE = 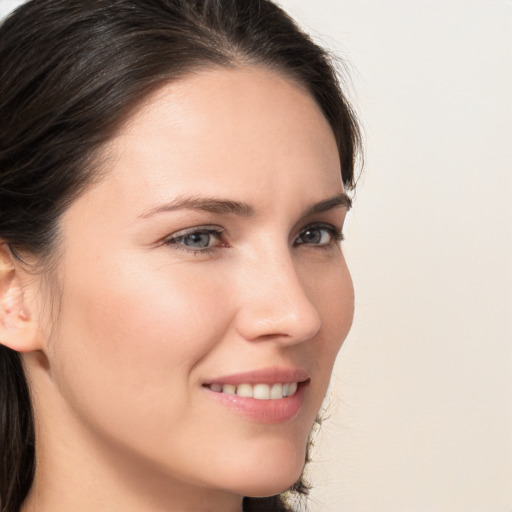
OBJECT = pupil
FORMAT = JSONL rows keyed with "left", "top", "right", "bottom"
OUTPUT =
{"left": 303, "top": 229, "right": 321, "bottom": 244}
{"left": 184, "top": 233, "right": 210, "bottom": 248}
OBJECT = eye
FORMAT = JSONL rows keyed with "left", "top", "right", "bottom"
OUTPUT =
{"left": 180, "top": 232, "right": 215, "bottom": 249}
{"left": 295, "top": 224, "right": 343, "bottom": 247}
{"left": 163, "top": 227, "right": 227, "bottom": 253}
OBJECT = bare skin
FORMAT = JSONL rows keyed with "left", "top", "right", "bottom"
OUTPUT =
{"left": 1, "top": 66, "right": 354, "bottom": 512}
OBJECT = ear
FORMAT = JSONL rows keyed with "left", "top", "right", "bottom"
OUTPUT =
{"left": 0, "top": 243, "right": 43, "bottom": 353}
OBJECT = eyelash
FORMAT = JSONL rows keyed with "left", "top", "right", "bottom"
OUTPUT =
{"left": 163, "top": 223, "right": 344, "bottom": 255}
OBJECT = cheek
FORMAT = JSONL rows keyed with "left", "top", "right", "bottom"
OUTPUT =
{"left": 303, "top": 256, "right": 354, "bottom": 381}
{"left": 49, "top": 253, "right": 231, "bottom": 431}
{"left": 63, "top": 251, "right": 226, "bottom": 345}
{"left": 308, "top": 252, "right": 353, "bottom": 333}
{"left": 325, "top": 264, "right": 354, "bottom": 346}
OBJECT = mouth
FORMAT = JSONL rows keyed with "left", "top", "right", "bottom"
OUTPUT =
{"left": 201, "top": 367, "right": 310, "bottom": 423}
{"left": 205, "top": 381, "right": 301, "bottom": 400}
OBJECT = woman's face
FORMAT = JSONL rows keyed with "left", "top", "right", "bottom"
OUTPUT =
{"left": 34, "top": 66, "right": 354, "bottom": 504}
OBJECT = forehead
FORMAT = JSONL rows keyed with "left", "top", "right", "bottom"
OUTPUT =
{"left": 92, "top": 66, "right": 343, "bottom": 213}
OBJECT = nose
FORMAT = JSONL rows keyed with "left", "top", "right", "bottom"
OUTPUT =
{"left": 234, "top": 249, "right": 322, "bottom": 345}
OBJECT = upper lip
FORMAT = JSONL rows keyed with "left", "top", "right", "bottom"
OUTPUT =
{"left": 204, "top": 367, "right": 310, "bottom": 386}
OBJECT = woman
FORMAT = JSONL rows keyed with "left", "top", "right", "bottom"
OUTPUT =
{"left": 0, "top": 1, "right": 361, "bottom": 511}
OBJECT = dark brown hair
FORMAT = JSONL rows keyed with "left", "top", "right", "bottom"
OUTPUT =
{"left": 0, "top": 1, "right": 362, "bottom": 511}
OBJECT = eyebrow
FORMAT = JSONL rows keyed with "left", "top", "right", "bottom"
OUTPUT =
{"left": 303, "top": 193, "right": 352, "bottom": 216}
{"left": 140, "top": 196, "right": 254, "bottom": 218}
{"left": 139, "top": 192, "right": 351, "bottom": 219}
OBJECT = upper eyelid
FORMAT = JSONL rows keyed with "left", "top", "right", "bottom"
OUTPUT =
{"left": 299, "top": 221, "right": 338, "bottom": 230}
{"left": 165, "top": 222, "right": 338, "bottom": 236}
{"left": 297, "top": 221, "right": 342, "bottom": 235}
{"left": 164, "top": 225, "right": 224, "bottom": 239}
{"left": 297, "top": 206, "right": 346, "bottom": 227}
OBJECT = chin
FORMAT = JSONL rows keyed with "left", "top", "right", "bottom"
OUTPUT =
{"left": 242, "top": 472, "right": 303, "bottom": 499}
{"left": 223, "top": 438, "right": 307, "bottom": 498}
{"left": 237, "top": 472, "right": 304, "bottom": 499}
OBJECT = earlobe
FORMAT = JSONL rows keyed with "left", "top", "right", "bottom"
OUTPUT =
{"left": 0, "top": 243, "right": 43, "bottom": 353}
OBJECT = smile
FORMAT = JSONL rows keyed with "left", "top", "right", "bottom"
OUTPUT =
{"left": 206, "top": 382, "right": 299, "bottom": 400}
{"left": 202, "top": 367, "right": 310, "bottom": 422}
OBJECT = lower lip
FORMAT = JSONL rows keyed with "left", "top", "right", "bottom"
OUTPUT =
{"left": 204, "top": 383, "right": 307, "bottom": 424}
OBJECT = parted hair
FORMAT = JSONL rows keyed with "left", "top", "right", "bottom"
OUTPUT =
{"left": 0, "top": 1, "right": 362, "bottom": 511}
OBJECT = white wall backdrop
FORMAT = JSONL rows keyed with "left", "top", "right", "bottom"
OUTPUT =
{"left": 279, "top": 2, "right": 512, "bottom": 512}
{"left": 1, "top": 1, "right": 511, "bottom": 511}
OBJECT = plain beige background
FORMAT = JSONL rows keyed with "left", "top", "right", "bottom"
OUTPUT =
{"left": 1, "top": 1, "right": 511, "bottom": 511}
{"left": 279, "top": 1, "right": 512, "bottom": 511}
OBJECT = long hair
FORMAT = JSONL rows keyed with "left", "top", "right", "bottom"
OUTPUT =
{"left": 0, "top": 1, "right": 362, "bottom": 511}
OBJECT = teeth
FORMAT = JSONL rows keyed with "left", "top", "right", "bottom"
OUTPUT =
{"left": 211, "top": 382, "right": 300, "bottom": 399}
{"left": 236, "top": 383, "right": 253, "bottom": 398}
{"left": 287, "top": 381, "right": 298, "bottom": 396}
{"left": 253, "top": 384, "right": 270, "bottom": 400}
{"left": 270, "top": 383, "right": 283, "bottom": 399}
{"left": 222, "top": 384, "right": 236, "bottom": 395}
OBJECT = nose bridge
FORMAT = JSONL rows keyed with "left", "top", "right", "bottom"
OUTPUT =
{"left": 235, "top": 244, "right": 322, "bottom": 343}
